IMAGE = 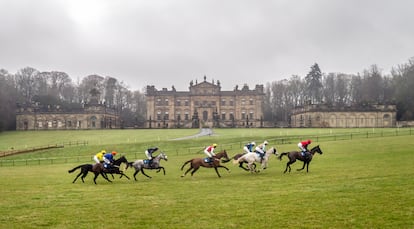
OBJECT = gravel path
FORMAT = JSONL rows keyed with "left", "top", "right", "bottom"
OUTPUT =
{"left": 171, "top": 128, "right": 214, "bottom": 140}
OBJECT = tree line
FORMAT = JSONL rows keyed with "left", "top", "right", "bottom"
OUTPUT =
{"left": 1, "top": 57, "right": 414, "bottom": 131}
{"left": 0, "top": 67, "right": 146, "bottom": 131}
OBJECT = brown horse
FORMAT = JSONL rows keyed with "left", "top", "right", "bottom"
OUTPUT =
{"left": 278, "top": 145, "right": 323, "bottom": 173}
{"left": 181, "top": 150, "right": 231, "bottom": 178}
{"left": 91, "top": 156, "right": 130, "bottom": 184}
{"left": 68, "top": 156, "right": 130, "bottom": 184}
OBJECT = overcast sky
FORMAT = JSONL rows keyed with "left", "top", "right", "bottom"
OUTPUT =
{"left": 1, "top": 0, "right": 413, "bottom": 91}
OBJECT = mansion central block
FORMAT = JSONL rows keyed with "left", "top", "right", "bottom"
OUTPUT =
{"left": 146, "top": 77, "right": 265, "bottom": 128}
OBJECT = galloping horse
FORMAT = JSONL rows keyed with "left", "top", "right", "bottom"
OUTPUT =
{"left": 231, "top": 153, "right": 256, "bottom": 171}
{"left": 181, "top": 150, "right": 231, "bottom": 178}
{"left": 233, "top": 147, "right": 278, "bottom": 173}
{"left": 68, "top": 156, "right": 130, "bottom": 184}
{"left": 278, "top": 145, "right": 323, "bottom": 173}
{"left": 127, "top": 152, "right": 168, "bottom": 181}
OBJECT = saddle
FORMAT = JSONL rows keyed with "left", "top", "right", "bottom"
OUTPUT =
{"left": 203, "top": 157, "right": 214, "bottom": 163}
{"left": 144, "top": 159, "right": 152, "bottom": 165}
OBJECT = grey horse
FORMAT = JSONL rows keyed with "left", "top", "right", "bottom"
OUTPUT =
{"left": 127, "top": 152, "right": 168, "bottom": 181}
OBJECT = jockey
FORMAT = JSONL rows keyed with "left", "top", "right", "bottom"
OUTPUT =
{"left": 145, "top": 147, "right": 159, "bottom": 168}
{"left": 103, "top": 151, "right": 117, "bottom": 169}
{"left": 93, "top": 150, "right": 106, "bottom": 164}
{"left": 243, "top": 142, "right": 256, "bottom": 154}
{"left": 255, "top": 141, "right": 268, "bottom": 163}
{"left": 298, "top": 139, "right": 312, "bottom": 159}
{"left": 204, "top": 143, "right": 217, "bottom": 164}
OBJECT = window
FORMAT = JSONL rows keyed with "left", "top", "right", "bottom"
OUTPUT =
{"left": 221, "top": 99, "right": 226, "bottom": 106}
{"left": 176, "top": 100, "right": 181, "bottom": 106}
{"left": 164, "top": 112, "right": 169, "bottom": 120}
{"left": 241, "top": 112, "right": 246, "bottom": 119}
{"left": 185, "top": 100, "right": 189, "bottom": 106}
{"left": 249, "top": 112, "right": 254, "bottom": 119}
{"left": 249, "top": 98, "right": 254, "bottom": 105}
{"left": 230, "top": 100, "right": 234, "bottom": 106}
{"left": 156, "top": 98, "right": 161, "bottom": 106}
{"left": 241, "top": 99, "right": 246, "bottom": 105}
{"left": 165, "top": 99, "right": 169, "bottom": 106}
{"left": 221, "top": 112, "right": 226, "bottom": 120}
{"left": 157, "top": 111, "right": 162, "bottom": 120}
{"left": 185, "top": 113, "right": 189, "bottom": 120}
{"left": 230, "top": 113, "right": 234, "bottom": 120}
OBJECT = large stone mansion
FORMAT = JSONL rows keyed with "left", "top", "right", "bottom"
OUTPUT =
{"left": 146, "top": 76, "right": 265, "bottom": 128}
{"left": 290, "top": 103, "right": 397, "bottom": 128}
{"left": 16, "top": 99, "right": 120, "bottom": 130}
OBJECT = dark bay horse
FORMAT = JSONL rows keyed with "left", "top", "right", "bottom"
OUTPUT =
{"left": 278, "top": 145, "right": 323, "bottom": 173}
{"left": 181, "top": 150, "right": 231, "bottom": 178}
{"left": 127, "top": 152, "right": 168, "bottom": 181}
{"left": 68, "top": 156, "right": 130, "bottom": 184}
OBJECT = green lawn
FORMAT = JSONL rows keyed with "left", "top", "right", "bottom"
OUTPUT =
{"left": 0, "top": 129, "right": 413, "bottom": 228}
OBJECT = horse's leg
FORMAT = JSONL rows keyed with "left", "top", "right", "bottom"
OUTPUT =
{"left": 80, "top": 170, "right": 88, "bottom": 183}
{"left": 119, "top": 171, "right": 130, "bottom": 180}
{"left": 239, "top": 162, "right": 250, "bottom": 171}
{"left": 190, "top": 167, "right": 200, "bottom": 176}
{"left": 133, "top": 169, "right": 140, "bottom": 181}
{"left": 93, "top": 173, "right": 99, "bottom": 184}
{"left": 182, "top": 167, "right": 193, "bottom": 177}
{"left": 217, "top": 165, "right": 230, "bottom": 172}
{"left": 157, "top": 166, "right": 166, "bottom": 175}
{"left": 101, "top": 172, "right": 112, "bottom": 183}
{"left": 140, "top": 168, "right": 152, "bottom": 179}
{"left": 306, "top": 162, "right": 310, "bottom": 173}
{"left": 214, "top": 167, "right": 221, "bottom": 178}
{"left": 297, "top": 161, "right": 306, "bottom": 171}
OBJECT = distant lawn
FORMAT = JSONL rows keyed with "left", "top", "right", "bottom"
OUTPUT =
{"left": 0, "top": 129, "right": 413, "bottom": 228}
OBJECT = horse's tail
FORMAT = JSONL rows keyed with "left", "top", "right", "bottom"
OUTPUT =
{"left": 233, "top": 156, "right": 243, "bottom": 165}
{"left": 278, "top": 152, "right": 288, "bottom": 161}
{"left": 180, "top": 159, "right": 192, "bottom": 170}
{"left": 68, "top": 164, "right": 84, "bottom": 173}
{"left": 127, "top": 162, "right": 134, "bottom": 169}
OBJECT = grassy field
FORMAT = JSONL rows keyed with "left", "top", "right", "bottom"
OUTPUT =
{"left": 0, "top": 129, "right": 413, "bottom": 228}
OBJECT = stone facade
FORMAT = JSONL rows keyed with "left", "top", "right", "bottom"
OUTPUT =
{"left": 290, "top": 104, "right": 397, "bottom": 128}
{"left": 146, "top": 77, "right": 265, "bottom": 128}
{"left": 16, "top": 103, "right": 119, "bottom": 130}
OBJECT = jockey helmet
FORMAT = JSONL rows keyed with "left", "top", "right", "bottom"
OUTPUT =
{"left": 264, "top": 140, "right": 268, "bottom": 145}
{"left": 307, "top": 140, "right": 312, "bottom": 144}
{"left": 213, "top": 143, "right": 217, "bottom": 147}
{"left": 251, "top": 142, "right": 256, "bottom": 145}
{"left": 112, "top": 151, "right": 117, "bottom": 155}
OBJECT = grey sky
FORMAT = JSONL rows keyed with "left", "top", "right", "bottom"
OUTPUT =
{"left": 1, "top": 0, "right": 413, "bottom": 91}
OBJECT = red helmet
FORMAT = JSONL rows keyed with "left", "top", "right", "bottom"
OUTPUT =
{"left": 307, "top": 140, "right": 312, "bottom": 144}
{"left": 112, "top": 151, "right": 118, "bottom": 155}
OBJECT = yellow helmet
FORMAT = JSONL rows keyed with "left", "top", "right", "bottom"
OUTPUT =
{"left": 212, "top": 143, "right": 218, "bottom": 147}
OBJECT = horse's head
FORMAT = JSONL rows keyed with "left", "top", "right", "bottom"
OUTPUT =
{"left": 266, "top": 147, "right": 278, "bottom": 156}
{"left": 216, "top": 150, "right": 230, "bottom": 162}
{"left": 159, "top": 152, "right": 168, "bottom": 161}
{"left": 311, "top": 145, "right": 323, "bottom": 155}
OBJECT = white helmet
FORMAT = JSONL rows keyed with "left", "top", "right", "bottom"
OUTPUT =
{"left": 251, "top": 142, "right": 256, "bottom": 145}
{"left": 264, "top": 140, "right": 268, "bottom": 145}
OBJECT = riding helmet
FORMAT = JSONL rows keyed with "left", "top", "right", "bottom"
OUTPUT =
{"left": 307, "top": 140, "right": 312, "bottom": 144}
{"left": 213, "top": 143, "right": 217, "bottom": 147}
{"left": 264, "top": 140, "right": 268, "bottom": 145}
{"left": 112, "top": 151, "right": 117, "bottom": 155}
{"left": 251, "top": 142, "right": 256, "bottom": 145}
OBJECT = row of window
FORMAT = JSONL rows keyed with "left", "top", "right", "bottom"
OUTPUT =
{"left": 155, "top": 112, "right": 255, "bottom": 121}
{"left": 155, "top": 98, "right": 255, "bottom": 106}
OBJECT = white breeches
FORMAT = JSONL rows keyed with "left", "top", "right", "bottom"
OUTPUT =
{"left": 243, "top": 146, "right": 251, "bottom": 154}
{"left": 93, "top": 156, "right": 100, "bottom": 164}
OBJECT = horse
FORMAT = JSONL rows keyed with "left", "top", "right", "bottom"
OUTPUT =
{"left": 68, "top": 156, "right": 130, "bottom": 184}
{"left": 180, "top": 150, "right": 231, "bottom": 178}
{"left": 278, "top": 145, "right": 323, "bottom": 173}
{"left": 231, "top": 153, "right": 257, "bottom": 171}
{"left": 127, "top": 152, "right": 168, "bottom": 181}
{"left": 233, "top": 147, "right": 278, "bottom": 173}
